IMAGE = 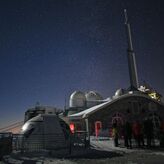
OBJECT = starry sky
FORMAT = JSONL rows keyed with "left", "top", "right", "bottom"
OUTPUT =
{"left": 0, "top": 0, "right": 164, "bottom": 128}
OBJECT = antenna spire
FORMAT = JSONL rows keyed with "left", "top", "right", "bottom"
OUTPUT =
{"left": 124, "top": 9, "right": 139, "bottom": 90}
{"left": 124, "top": 9, "right": 128, "bottom": 24}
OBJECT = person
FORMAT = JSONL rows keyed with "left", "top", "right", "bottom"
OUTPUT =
{"left": 140, "top": 121, "right": 145, "bottom": 147}
{"left": 144, "top": 118, "right": 153, "bottom": 148}
{"left": 160, "top": 121, "right": 164, "bottom": 147}
{"left": 132, "top": 121, "right": 141, "bottom": 147}
{"left": 112, "top": 122, "right": 119, "bottom": 147}
{"left": 123, "top": 121, "right": 132, "bottom": 148}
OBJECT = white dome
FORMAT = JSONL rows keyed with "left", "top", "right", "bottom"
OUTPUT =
{"left": 69, "top": 91, "right": 86, "bottom": 108}
{"left": 85, "top": 91, "right": 103, "bottom": 100}
{"left": 115, "top": 88, "right": 125, "bottom": 97}
{"left": 85, "top": 91, "right": 103, "bottom": 108}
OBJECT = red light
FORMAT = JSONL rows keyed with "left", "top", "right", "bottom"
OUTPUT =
{"left": 70, "top": 123, "right": 75, "bottom": 133}
{"left": 95, "top": 121, "right": 102, "bottom": 137}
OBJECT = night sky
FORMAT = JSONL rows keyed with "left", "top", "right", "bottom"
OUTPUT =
{"left": 0, "top": 0, "right": 164, "bottom": 128}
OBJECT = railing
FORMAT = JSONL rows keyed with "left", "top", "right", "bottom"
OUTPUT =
{"left": 72, "top": 130, "right": 90, "bottom": 148}
{"left": 0, "top": 133, "right": 13, "bottom": 159}
{"left": 17, "top": 133, "right": 70, "bottom": 152}
{"left": 12, "top": 134, "right": 24, "bottom": 151}
{"left": 0, "top": 131, "right": 90, "bottom": 158}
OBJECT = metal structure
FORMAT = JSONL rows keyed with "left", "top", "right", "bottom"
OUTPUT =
{"left": 21, "top": 114, "right": 71, "bottom": 151}
{"left": 69, "top": 91, "right": 86, "bottom": 108}
{"left": 85, "top": 91, "right": 103, "bottom": 108}
{"left": 124, "top": 9, "right": 139, "bottom": 90}
{"left": 24, "top": 106, "right": 57, "bottom": 122}
{"left": 69, "top": 91, "right": 103, "bottom": 109}
{"left": 0, "top": 133, "right": 12, "bottom": 159}
{"left": 115, "top": 88, "right": 126, "bottom": 97}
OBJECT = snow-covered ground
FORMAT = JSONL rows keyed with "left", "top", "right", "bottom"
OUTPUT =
{"left": 2, "top": 137, "right": 164, "bottom": 164}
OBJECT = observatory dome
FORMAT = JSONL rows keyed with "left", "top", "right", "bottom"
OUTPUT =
{"left": 69, "top": 91, "right": 86, "bottom": 108}
{"left": 115, "top": 88, "right": 125, "bottom": 97}
{"left": 85, "top": 91, "right": 103, "bottom": 108}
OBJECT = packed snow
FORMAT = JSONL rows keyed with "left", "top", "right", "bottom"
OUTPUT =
{"left": 2, "top": 137, "right": 164, "bottom": 164}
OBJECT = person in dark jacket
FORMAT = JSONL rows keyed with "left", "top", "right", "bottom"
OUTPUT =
{"left": 144, "top": 118, "right": 153, "bottom": 148}
{"left": 160, "top": 121, "right": 164, "bottom": 147}
{"left": 140, "top": 121, "right": 145, "bottom": 147}
{"left": 123, "top": 121, "right": 132, "bottom": 148}
{"left": 112, "top": 122, "right": 119, "bottom": 147}
{"left": 132, "top": 121, "right": 141, "bottom": 147}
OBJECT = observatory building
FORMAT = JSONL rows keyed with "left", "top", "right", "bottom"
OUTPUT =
{"left": 66, "top": 10, "right": 164, "bottom": 140}
{"left": 24, "top": 105, "right": 58, "bottom": 122}
{"left": 15, "top": 10, "right": 164, "bottom": 151}
{"left": 68, "top": 89, "right": 164, "bottom": 138}
{"left": 63, "top": 91, "right": 104, "bottom": 116}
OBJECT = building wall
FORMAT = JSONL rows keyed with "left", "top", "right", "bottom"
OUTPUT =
{"left": 68, "top": 95, "right": 164, "bottom": 138}
{"left": 87, "top": 96, "right": 164, "bottom": 136}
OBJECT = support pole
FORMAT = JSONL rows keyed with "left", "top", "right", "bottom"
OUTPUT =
{"left": 85, "top": 118, "right": 90, "bottom": 146}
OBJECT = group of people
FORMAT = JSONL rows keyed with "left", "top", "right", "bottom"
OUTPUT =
{"left": 112, "top": 119, "right": 164, "bottom": 148}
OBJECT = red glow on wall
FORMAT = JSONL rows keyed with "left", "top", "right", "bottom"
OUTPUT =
{"left": 69, "top": 123, "right": 75, "bottom": 133}
{"left": 95, "top": 121, "right": 102, "bottom": 137}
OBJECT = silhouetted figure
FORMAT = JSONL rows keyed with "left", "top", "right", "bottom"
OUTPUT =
{"left": 123, "top": 121, "right": 132, "bottom": 148}
{"left": 132, "top": 121, "right": 141, "bottom": 147}
{"left": 140, "top": 121, "right": 145, "bottom": 147}
{"left": 112, "top": 122, "right": 119, "bottom": 147}
{"left": 144, "top": 118, "right": 153, "bottom": 148}
{"left": 160, "top": 121, "right": 164, "bottom": 147}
